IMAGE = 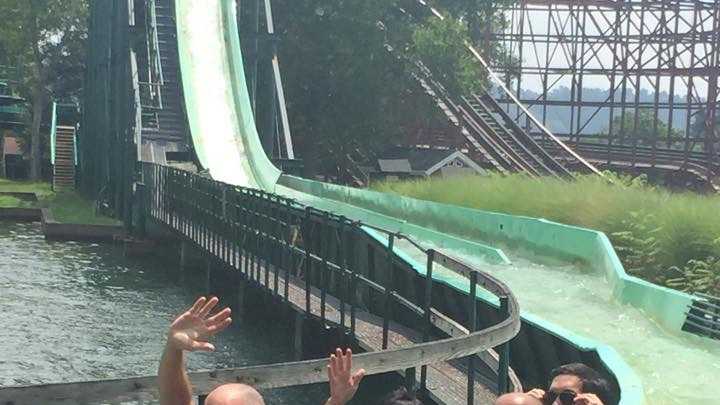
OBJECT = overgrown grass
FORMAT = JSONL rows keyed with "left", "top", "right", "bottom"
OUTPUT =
{"left": 373, "top": 173, "right": 720, "bottom": 296}
{"left": 0, "top": 178, "right": 53, "bottom": 196}
{"left": 0, "top": 179, "right": 119, "bottom": 226}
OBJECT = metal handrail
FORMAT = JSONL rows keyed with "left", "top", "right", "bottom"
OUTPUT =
{"left": 0, "top": 64, "right": 20, "bottom": 86}
{"left": 0, "top": 163, "right": 521, "bottom": 404}
{"left": 143, "top": 0, "right": 164, "bottom": 109}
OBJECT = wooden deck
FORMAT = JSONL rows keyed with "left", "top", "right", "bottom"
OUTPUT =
{"left": 201, "top": 248, "right": 498, "bottom": 405}
{"left": 0, "top": 167, "right": 523, "bottom": 405}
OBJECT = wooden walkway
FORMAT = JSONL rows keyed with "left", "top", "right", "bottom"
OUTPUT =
{"left": 0, "top": 166, "right": 521, "bottom": 405}
{"left": 194, "top": 238, "right": 499, "bottom": 404}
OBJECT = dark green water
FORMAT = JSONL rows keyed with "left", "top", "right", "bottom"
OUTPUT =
{"left": 0, "top": 221, "right": 334, "bottom": 403}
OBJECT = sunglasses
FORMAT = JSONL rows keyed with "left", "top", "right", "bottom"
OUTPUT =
{"left": 543, "top": 389, "right": 577, "bottom": 405}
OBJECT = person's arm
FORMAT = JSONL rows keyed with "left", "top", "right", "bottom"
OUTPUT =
{"left": 526, "top": 388, "right": 546, "bottom": 401}
{"left": 324, "top": 348, "right": 366, "bottom": 405}
{"left": 159, "top": 296, "right": 232, "bottom": 405}
{"left": 159, "top": 344, "right": 191, "bottom": 405}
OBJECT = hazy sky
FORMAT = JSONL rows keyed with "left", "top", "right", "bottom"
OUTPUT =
{"left": 500, "top": 6, "right": 716, "bottom": 99}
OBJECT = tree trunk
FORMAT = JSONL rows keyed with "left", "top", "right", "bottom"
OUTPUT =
{"left": 29, "top": 82, "right": 45, "bottom": 180}
{"left": 29, "top": 7, "right": 46, "bottom": 181}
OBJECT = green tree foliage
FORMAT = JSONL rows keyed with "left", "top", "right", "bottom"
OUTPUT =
{"left": 271, "top": 0, "right": 511, "bottom": 176}
{"left": 666, "top": 256, "right": 720, "bottom": 296}
{"left": 610, "top": 211, "right": 663, "bottom": 279}
{"left": 0, "top": 0, "right": 88, "bottom": 179}
{"left": 410, "top": 17, "right": 485, "bottom": 94}
{"left": 273, "top": 0, "right": 439, "bottom": 175}
{"left": 603, "top": 109, "right": 683, "bottom": 146}
{"left": 429, "top": 0, "right": 512, "bottom": 41}
{"left": 429, "top": 0, "right": 518, "bottom": 78}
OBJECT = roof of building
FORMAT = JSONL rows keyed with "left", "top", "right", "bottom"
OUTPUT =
{"left": 372, "top": 145, "right": 485, "bottom": 176}
{"left": 377, "top": 146, "right": 457, "bottom": 173}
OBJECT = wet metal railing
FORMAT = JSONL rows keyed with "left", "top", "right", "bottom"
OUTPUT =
{"left": 0, "top": 163, "right": 521, "bottom": 404}
{"left": 685, "top": 293, "right": 720, "bottom": 340}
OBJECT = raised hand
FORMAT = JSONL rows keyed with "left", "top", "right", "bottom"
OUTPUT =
{"left": 167, "top": 296, "right": 232, "bottom": 352}
{"left": 526, "top": 388, "right": 546, "bottom": 401}
{"left": 326, "top": 348, "right": 366, "bottom": 405}
{"left": 574, "top": 393, "right": 604, "bottom": 405}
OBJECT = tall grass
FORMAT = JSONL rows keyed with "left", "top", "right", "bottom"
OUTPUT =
{"left": 374, "top": 173, "right": 720, "bottom": 295}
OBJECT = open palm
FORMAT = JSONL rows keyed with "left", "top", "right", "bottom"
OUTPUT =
{"left": 168, "top": 296, "right": 232, "bottom": 352}
{"left": 327, "top": 348, "right": 366, "bottom": 405}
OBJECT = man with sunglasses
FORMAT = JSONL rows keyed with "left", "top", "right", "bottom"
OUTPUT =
{"left": 527, "top": 363, "right": 613, "bottom": 405}
{"left": 495, "top": 363, "right": 613, "bottom": 405}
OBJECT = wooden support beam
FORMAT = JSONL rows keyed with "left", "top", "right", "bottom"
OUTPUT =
{"left": 236, "top": 276, "right": 246, "bottom": 321}
{"left": 179, "top": 241, "right": 187, "bottom": 279}
{"left": 294, "top": 313, "right": 304, "bottom": 361}
{"left": 206, "top": 259, "right": 212, "bottom": 295}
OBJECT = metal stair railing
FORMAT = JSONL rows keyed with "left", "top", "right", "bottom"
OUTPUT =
{"left": 138, "top": 0, "right": 164, "bottom": 111}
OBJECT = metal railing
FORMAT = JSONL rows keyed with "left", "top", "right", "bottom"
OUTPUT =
{"left": 685, "top": 293, "right": 720, "bottom": 341}
{"left": 0, "top": 163, "right": 521, "bottom": 404}
{"left": 139, "top": 0, "right": 164, "bottom": 110}
{"left": 0, "top": 64, "right": 21, "bottom": 86}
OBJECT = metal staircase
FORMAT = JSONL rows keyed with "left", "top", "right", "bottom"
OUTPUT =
{"left": 53, "top": 126, "right": 77, "bottom": 191}
{"left": 139, "top": 0, "right": 190, "bottom": 163}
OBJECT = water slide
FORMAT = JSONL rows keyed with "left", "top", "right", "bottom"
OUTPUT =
{"left": 175, "top": 1, "right": 720, "bottom": 404}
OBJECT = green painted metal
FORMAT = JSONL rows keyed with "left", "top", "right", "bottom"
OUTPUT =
{"left": 50, "top": 102, "right": 57, "bottom": 165}
{"left": 278, "top": 174, "right": 695, "bottom": 333}
{"left": 0, "top": 74, "right": 27, "bottom": 129}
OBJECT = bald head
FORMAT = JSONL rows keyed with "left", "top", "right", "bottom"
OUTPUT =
{"left": 205, "top": 384, "right": 265, "bottom": 405}
{"left": 495, "top": 393, "right": 542, "bottom": 405}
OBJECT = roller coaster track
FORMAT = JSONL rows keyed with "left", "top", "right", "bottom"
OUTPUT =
{"left": 403, "top": 1, "right": 604, "bottom": 180}
{"left": 403, "top": 0, "right": 720, "bottom": 191}
{"left": 537, "top": 140, "right": 720, "bottom": 190}
{"left": 414, "top": 62, "right": 574, "bottom": 179}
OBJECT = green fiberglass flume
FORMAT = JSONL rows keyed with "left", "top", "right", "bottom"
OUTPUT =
{"left": 174, "top": 1, "right": 720, "bottom": 403}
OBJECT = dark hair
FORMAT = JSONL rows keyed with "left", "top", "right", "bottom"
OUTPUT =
{"left": 549, "top": 363, "right": 615, "bottom": 405}
{"left": 381, "top": 387, "right": 423, "bottom": 405}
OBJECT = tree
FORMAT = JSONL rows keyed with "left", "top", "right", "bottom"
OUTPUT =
{"left": 410, "top": 17, "right": 486, "bottom": 95}
{"left": 0, "top": 0, "right": 88, "bottom": 180}
{"left": 429, "top": 0, "right": 516, "bottom": 60}
{"left": 603, "top": 109, "right": 682, "bottom": 147}
{"left": 272, "top": 0, "right": 425, "bottom": 174}
{"left": 270, "top": 0, "right": 512, "bottom": 175}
